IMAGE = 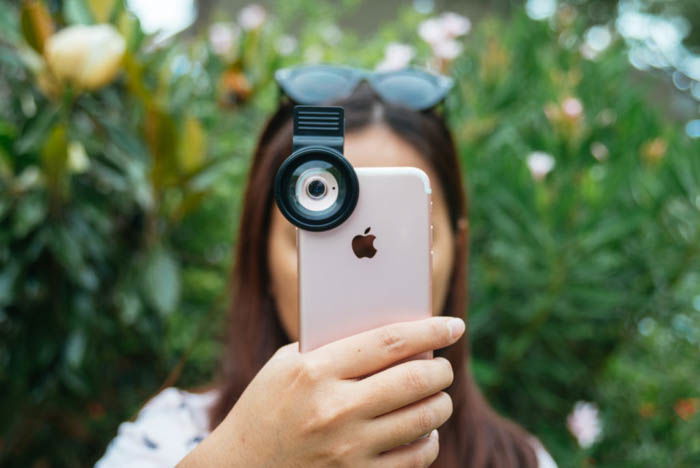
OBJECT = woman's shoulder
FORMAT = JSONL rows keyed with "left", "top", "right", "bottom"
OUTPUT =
{"left": 94, "top": 385, "right": 220, "bottom": 467}
{"left": 141, "top": 386, "right": 219, "bottom": 421}
{"left": 530, "top": 437, "right": 558, "bottom": 468}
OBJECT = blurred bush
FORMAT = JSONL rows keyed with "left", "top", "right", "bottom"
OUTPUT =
{"left": 0, "top": 0, "right": 698, "bottom": 466}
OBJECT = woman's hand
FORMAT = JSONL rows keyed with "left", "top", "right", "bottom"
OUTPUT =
{"left": 177, "top": 316, "right": 465, "bottom": 467}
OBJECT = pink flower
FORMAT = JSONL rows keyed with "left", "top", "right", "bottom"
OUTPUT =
{"left": 419, "top": 12, "right": 470, "bottom": 63}
{"left": 526, "top": 151, "right": 556, "bottom": 181}
{"left": 376, "top": 42, "right": 415, "bottom": 71}
{"left": 419, "top": 12, "right": 471, "bottom": 44}
{"left": 441, "top": 12, "right": 471, "bottom": 37}
{"left": 238, "top": 4, "right": 266, "bottom": 31}
{"left": 433, "top": 40, "right": 463, "bottom": 60}
{"left": 567, "top": 401, "right": 602, "bottom": 449}
{"left": 209, "top": 22, "right": 239, "bottom": 56}
{"left": 562, "top": 97, "right": 583, "bottom": 118}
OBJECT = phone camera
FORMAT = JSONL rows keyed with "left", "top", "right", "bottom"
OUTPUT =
{"left": 294, "top": 167, "right": 340, "bottom": 212}
{"left": 306, "top": 177, "right": 327, "bottom": 199}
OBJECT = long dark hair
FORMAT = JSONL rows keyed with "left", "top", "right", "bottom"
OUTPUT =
{"left": 204, "top": 85, "right": 538, "bottom": 467}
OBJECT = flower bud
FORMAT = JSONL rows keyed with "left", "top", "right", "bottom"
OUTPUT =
{"left": 45, "top": 24, "right": 126, "bottom": 91}
{"left": 526, "top": 151, "right": 556, "bottom": 181}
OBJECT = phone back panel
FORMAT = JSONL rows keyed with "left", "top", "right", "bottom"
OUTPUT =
{"left": 298, "top": 167, "right": 433, "bottom": 352}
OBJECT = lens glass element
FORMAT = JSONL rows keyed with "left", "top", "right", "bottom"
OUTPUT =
{"left": 290, "top": 161, "right": 341, "bottom": 214}
{"left": 306, "top": 178, "right": 327, "bottom": 199}
{"left": 274, "top": 146, "right": 359, "bottom": 231}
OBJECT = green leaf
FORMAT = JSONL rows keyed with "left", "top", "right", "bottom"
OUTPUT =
{"left": 20, "top": 0, "right": 54, "bottom": 54}
{"left": 65, "top": 329, "right": 86, "bottom": 368}
{"left": 12, "top": 191, "right": 47, "bottom": 238}
{"left": 63, "top": 0, "right": 94, "bottom": 25}
{"left": 0, "top": 3, "right": 22, "bottom": 45}
{"left": 0, "top": 147, "right": 13, "bottom": 181}
{"left": 15, "top": 105, "right": 59, "bottom": 154}
{"left": 54, "top": 226, "right": 99, "bottom": 292}
{"left": 117, "top": 10, "right": 144, "bottom": 52}
{"left": 41, "top": 123, "right": 69, "bottom": 198}
{"left": 0, "top": 119, "right": 18, "bottom": 156}
{"left": 0, "top": 261, "right": 21, "bottom": 306}
{"left": 87, "top": 0, "right": 118, "bottom": 22}
{"left": 145, "top": 105, "right": 179, "bottom": 191}
{"left": 116, "top": 289, "right": 141, "bottom": 325}
{"left": 178, "top": 116, "right": 206, "bottom": 174}
{"left": 185, "top": 158, "right": 228, "bottom": 192}
{"left": 142, "top": 246, "right": 180, "bottom": 316}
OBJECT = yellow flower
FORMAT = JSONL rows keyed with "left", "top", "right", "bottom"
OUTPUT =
{"left": 44, "top": 24, "right": 126, "bottom": 91}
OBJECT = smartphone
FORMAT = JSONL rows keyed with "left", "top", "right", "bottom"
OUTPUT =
{"left": 297, "top": 166, "right": 433, "bottom": 354}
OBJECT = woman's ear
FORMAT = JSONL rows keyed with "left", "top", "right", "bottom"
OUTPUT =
{"left": 457, "top": 217, "right": 469, "bottom": 232}
{"left": 455, "top": 217, "right": 469, "bottom": 244}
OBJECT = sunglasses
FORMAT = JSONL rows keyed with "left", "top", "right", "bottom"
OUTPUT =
{"left": 274, "top": 64, "right": 455, "bottom": 111}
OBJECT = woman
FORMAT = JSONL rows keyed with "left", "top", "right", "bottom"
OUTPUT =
{"left": 96, "top": 66, "right": 556, "bottom": 467}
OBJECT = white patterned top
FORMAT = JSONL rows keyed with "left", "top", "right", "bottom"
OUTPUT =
{"left": 94, "top": 386, "right": 557, "bottom": 467}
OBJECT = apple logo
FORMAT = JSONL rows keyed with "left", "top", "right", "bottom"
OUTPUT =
{"left": 352, "top": 226, "right": 377, "bottom": 259}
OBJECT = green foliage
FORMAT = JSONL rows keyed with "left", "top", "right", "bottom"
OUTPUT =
{"left": 1, "top": 0, "right": 249, "bottom": 464}
{"left": 0, "top": 0, "right": 698, "bottom": 466}
{"left": 452, "top": 11, "right": 700, "bottom": 464}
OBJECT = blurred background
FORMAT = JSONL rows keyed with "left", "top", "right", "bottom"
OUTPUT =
{"left": 1, "top": 0, "right": 699, "bottom": 466}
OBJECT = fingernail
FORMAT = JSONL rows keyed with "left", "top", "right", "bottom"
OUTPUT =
{"left": 431, "top": 429, "right": 439, "bottom": 440}
{"left": 447, "top": 318, "right": 465, "bottom": 339}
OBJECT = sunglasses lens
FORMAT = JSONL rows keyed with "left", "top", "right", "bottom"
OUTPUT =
{"left": 281, "top": 67, "right": 357, "bottom": 104}
{"left": 372, "top": 72, "right": 445, "bottom": 110}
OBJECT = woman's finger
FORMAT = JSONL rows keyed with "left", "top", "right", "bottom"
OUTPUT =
{"left": 372, "top": 428, "right": 440, "bottom": 468}
{"left": 308, "top": 316, "right": 465, "bottom": 379}
{"left": 368, "top": 391, "right": 452, "bottom": 454}
{"left": 354, "top": 357, "right": 454, "bottom": 418}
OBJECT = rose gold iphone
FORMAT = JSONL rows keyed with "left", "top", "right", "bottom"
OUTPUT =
{"left": 297, "top": 166, "right": 433, "bottom": 354}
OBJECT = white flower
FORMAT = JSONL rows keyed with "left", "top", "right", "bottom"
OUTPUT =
{"left": 418, "top": 17, "right": 444, "bottom": 45}
{"left": 441, "top": 12, "right": 471, "bottom": 37}
{"left": 376, "top": 42, "right": 415, "bottom": 71}
{"left": 209, "top": 22, "right": 239, "bottom": 56}
{"left": 320, "top": 24, "right": 342, "bottom": 46}
{"left": 45, "top": 24, "right": 126, "bottom": 91}
{"left": 238, "top": 4, "right": 266, "bottom": 31}
{"left": 275, "top": 35, "right": 298, "bottom": 56}
{"left": 590, "top": 142, "right": 609, "bottom": 161}
{"left": 584, "top": 25, "right": 612, "bottom": 57}
{"left": 526, "top": 151, "right": 556, "bottom": 181}
{"left": 567, "top": 401, "right": 602, "bottom": 449}
{"left": 433, "top": 39, "right": 463, "bottom": 60}
{"left": 562, "top": 97, "right": 583, "bottom": 118}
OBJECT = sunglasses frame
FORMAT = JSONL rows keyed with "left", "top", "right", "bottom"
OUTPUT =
{"left": 274, "top": 64, "right": 455, "bottom": 111}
